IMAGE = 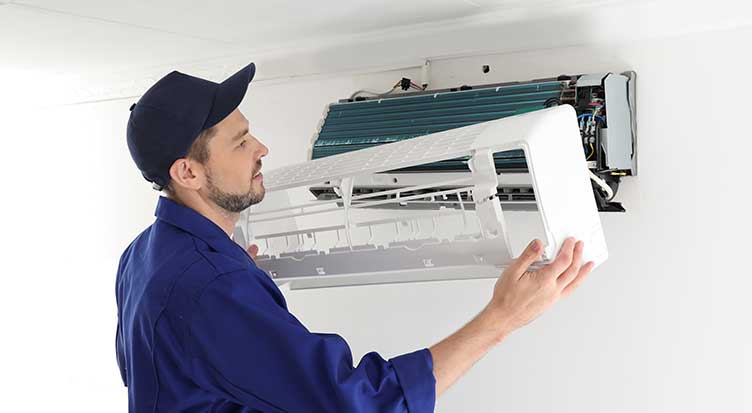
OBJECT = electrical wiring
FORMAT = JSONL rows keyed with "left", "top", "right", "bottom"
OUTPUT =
{"left": 580, "top": 109, "right": 603, "bottom": 162}
{"left": 349, "top": 80, "right": 402, "bottom": 100}
{"left": 409, "top": 81, "right": 425, "bottom": 91}
{"left": 588, "top": 170, "right": 614, "bottom": 200}
{"left": 578, "top": 113, "right": 607, "bottom": 125}
{"left": 349, "top": 79, "right": 424, "bottom": 99}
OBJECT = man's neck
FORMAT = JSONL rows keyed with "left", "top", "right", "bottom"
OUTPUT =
{"left": 168, "top": 192, "right": 239, "bottom": 236}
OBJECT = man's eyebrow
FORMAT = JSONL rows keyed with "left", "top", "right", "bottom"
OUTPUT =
{"left": 231, "top": 127, "right": 249, "bottom": 142}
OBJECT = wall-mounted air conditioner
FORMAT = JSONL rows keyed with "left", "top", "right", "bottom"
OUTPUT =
{"left": 308, "top": 71, "right": 637, "bottom": 213}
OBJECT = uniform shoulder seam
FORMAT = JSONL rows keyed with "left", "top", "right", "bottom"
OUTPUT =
{"left": 193, "top": 268, "right": 251, "bottom": 303}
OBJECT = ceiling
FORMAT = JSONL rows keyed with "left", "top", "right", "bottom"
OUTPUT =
{"left": 0, "top": 0, "right": 616, "bottom": 77}
{"left": 2, "top": 0, "right": 750, "bottom": 107}
{"left": 5, "top": 0, "right": 608, "bottom": 45}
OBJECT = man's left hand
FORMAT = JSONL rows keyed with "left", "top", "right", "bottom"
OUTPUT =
{"left": 246, "top": 244, "right": 259, "bottom": 260}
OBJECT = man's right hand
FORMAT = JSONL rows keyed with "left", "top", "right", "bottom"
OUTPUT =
{"left": 487, "top": 237, "right": 594, "bottom": 337}
{"left": 429, "top": 237, "right": 595, "bottom": 397}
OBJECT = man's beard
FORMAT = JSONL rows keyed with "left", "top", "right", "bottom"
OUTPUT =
{"left": 205, "top": 167, "right": 265, "bottom": 213}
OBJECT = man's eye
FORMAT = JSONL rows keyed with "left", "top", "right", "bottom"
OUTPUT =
{"left": 239, "top": 140, "right": 247, "bottom": 148}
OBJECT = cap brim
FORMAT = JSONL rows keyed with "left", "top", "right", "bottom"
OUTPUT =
{"left": 203, "top": 62, "right": 256, "bottom": 128}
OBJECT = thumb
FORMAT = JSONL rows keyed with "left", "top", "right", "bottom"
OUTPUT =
{"left": 246, "top": 244, "right": 259, "bottom": 260}
{"left": 507, "top": 239, "right": 543, "bottom": 278}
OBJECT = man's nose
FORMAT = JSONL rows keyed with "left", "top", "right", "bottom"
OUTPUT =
{"left": 256, "top": 140, "right": 269, "bottom": 159}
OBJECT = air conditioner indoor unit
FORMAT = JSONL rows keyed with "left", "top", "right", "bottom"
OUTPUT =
{"left": 232, "top": 72, "right": 630, "bottom": 289}
{"left": 309, "top": 71, "right": 637, "bottom": 213}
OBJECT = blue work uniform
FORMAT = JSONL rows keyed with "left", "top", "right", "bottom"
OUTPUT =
{"left": 115, "top": 196, "right": 436, "bottom": 412}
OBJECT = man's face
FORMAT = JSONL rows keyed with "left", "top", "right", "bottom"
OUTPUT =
{"left": 201, "top": 109, "right": 268, "bottom": 213}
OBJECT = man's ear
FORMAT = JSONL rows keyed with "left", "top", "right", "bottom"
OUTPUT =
{"left": 168, "top": 158, "right": 204, "bottom": 191}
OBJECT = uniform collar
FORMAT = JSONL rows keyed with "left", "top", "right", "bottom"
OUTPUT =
{"left": 155, "top": 196, "right": 238, "bottom": 254}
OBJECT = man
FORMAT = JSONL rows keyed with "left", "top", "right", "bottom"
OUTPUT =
{"left": 116, "top": 62, "right": 594, "bottom": 412}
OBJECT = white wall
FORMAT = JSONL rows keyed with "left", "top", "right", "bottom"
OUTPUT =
{"left": 2, "top": 19, "right": 751, "bottom": 413}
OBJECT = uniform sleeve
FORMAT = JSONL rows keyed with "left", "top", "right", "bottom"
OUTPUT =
{"left": 115, "top": 254, "right": 128, "bottom": 387}
{"left": 187, "top": 270, "right": 436, "bottom": 413}
{"left": 116, "top": 321, "right": 127, "bottom": 387}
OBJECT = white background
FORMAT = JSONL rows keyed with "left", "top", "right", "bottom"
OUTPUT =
{"left": 2, "top": 1, "right": 751, "bottom": 411}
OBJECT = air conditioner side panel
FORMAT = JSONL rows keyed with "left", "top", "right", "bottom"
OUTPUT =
{"left": 517, "top": 106, "right": 608, "bottom": 267}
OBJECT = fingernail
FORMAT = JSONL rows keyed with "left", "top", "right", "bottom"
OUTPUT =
{"left": 529, "top": 239, "right": 540, "bottom": 252}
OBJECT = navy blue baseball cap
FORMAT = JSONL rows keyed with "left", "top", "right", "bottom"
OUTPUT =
{"left": 126, "top": 62, "right": 256, "bottom": 190}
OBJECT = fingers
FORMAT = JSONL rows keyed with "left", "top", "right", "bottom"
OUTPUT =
{"left": 540, "top": 237, "right": 577, "bottom": 277}
{"left": 507, "top": 239, "right": 544, "bottom": 278}
{"left": 561, "top": 261, "right": 594, "bottom": 297}
{"left": 556, "top": 240, "right": 584, "bottom": 287}
{"left": 247, "top": 244, "right": 259, "bottom": 260}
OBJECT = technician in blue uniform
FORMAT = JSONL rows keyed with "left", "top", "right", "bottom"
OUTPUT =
{"left": 116, "top": 62, "right": 594, "bottom": 412}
